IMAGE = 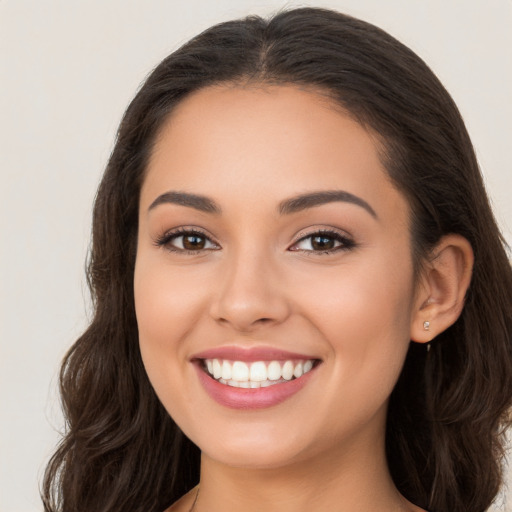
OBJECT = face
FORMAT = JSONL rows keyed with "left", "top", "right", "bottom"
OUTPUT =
{"left": 134, "top": 84, "right": 419, "bottom": 469}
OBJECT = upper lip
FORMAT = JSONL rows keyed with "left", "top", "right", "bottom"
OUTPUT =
{"left": 191, "top": 346, "right": 320, "bottom": 362}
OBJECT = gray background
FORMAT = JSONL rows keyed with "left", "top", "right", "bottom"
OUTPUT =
{"left": 1, "top": 1, "right": 510, "bottom": 510}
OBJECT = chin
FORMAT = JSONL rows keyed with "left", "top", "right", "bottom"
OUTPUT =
{"left": 201, "top": 442, "right": 307, "bottom": 470}
{"left": 195, "top": 415, "right": 359, "bottom": 473}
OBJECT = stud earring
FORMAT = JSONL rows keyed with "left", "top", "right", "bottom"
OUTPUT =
{"left": 423, "top": 320, "right": 430, "bottom": 331}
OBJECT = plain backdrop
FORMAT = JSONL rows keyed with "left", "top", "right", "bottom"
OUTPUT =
{"left": 1, "top": 1, "right": 511, "bottom": 511}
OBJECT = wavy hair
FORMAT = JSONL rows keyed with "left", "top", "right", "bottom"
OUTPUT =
{"left": 42, "top": 8, "right": 512, "bottom": 512}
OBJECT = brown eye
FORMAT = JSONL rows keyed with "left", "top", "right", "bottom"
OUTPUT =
{"left": 182, "top": 234, "right": 206, "bottom": 250}
{"left": 290, "top": 230, "right": 355, "bottom": 254}
{"left": 156, "top": 229, "right": 219, "bottom": 252}
{"left": 310, "top": 235, "right": 336, "bottom": 250}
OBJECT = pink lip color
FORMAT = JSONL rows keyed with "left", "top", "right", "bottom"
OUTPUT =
{"left": 193, "top": 361, "right": 318, "bottom": 410}
{"left": 192, "top": 346, "right": 316, "bottom": 362}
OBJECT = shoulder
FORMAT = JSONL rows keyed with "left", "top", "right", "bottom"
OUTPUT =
{"left": 163, "top": 486, "right": 199, "bottom": 512}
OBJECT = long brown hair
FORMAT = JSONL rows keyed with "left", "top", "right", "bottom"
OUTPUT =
{"left": 42, "top": 8, "right": 512, "bottom": 512}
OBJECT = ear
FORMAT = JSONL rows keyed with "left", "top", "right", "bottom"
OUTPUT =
{"left": 410, "top": 234, "right": 474, "bottom": 343}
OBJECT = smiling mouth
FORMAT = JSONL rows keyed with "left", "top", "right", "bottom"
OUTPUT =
{"left": 201, "top": 358, "right": 319, "bottom": 389}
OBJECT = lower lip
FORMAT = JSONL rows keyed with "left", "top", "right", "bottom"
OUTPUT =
{"left": 194, "top": 363, "right": 318, "bottom": 410}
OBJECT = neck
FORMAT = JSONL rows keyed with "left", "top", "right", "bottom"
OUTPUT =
{"left": 193, "top": 423, "right": 422, "bottom": 512}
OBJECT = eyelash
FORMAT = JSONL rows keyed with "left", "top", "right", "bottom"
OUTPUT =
{"left": 290, "top": 229, "right": 356, "bottom": 255}
{"left": 154, "top": 227, "right": 219, "bottom": 255}
{"left": 154, "top": 227, "right": 355, "bottom": 255}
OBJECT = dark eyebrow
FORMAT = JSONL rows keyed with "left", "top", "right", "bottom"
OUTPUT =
{"left": 278, "top": 190, "right": 377, "bottom": 218}
{"left": 148, "top": 189, "right": 376, "bottom": 218}
{"left": 148, "top": 191, "right": 221, "bottom": 214}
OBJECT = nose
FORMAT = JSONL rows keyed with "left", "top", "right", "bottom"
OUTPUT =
{"left": 209, "top": 248, "right": 291, "bottom": 333}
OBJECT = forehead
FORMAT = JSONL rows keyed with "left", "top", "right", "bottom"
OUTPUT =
{"left": 141, "top": 84, "right": 408, "bottom": 225}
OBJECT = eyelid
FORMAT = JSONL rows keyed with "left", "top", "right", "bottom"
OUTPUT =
{"left": 292, "top": 226, "right": 353, "bottom": 244}
{"left": 289, "top": 227, "right": 355, "bottom": 253}
{"left": 153, "top": 225, "right": 355, "bottom": 255}
{"left": 154, "top": 226, "right": 221, "bottom": 252}
{"left": 295, "top": 224, "right": 349, "bottom": 239}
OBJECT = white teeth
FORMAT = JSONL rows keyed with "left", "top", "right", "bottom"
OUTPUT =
{"left": 203, "top": 357, "right": 317, "bottom": 386}
{"left": 267, "top": 360, "right": 281, "bottom": 381}
{"left": 221, "top": 360, "right": 232, "bottom": 380}
{"left": 213, "top": 359, "right": 222, "bottom": 379}
{"left": 232, "top": 361, "right": 249, "bottom": 381}
{"left": 282, "top": 360, "right": 294, "bottom": 380}
{"left": 249, "top": 361, "right": 267, "bottom": 382}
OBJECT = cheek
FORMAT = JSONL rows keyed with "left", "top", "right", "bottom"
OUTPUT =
{"left": 290, "top": 253, "right": 415, "bottom": 402}
{"left": 134, "top": 255, "right": 206, "bottom": 346}
{"left": 133, "top": 254, "right": 207, "bottom": 406}
{"left": 294, "top": 250, "right": 414, "bottom": 340}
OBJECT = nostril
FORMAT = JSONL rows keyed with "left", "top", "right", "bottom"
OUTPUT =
{"left": 209, "top": 283, "right": 292, "bottom": 331}
{"left": 216, "top": 315, "right": 278, "bottom": 328}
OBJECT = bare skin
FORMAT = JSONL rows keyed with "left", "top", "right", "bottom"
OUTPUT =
{"left": 137, "top": 85, "right": 472, "bottom": 512}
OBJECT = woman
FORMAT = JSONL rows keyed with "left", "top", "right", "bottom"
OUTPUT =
{"left": 42, "top": 7, "right": 512, "bottom": 512}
